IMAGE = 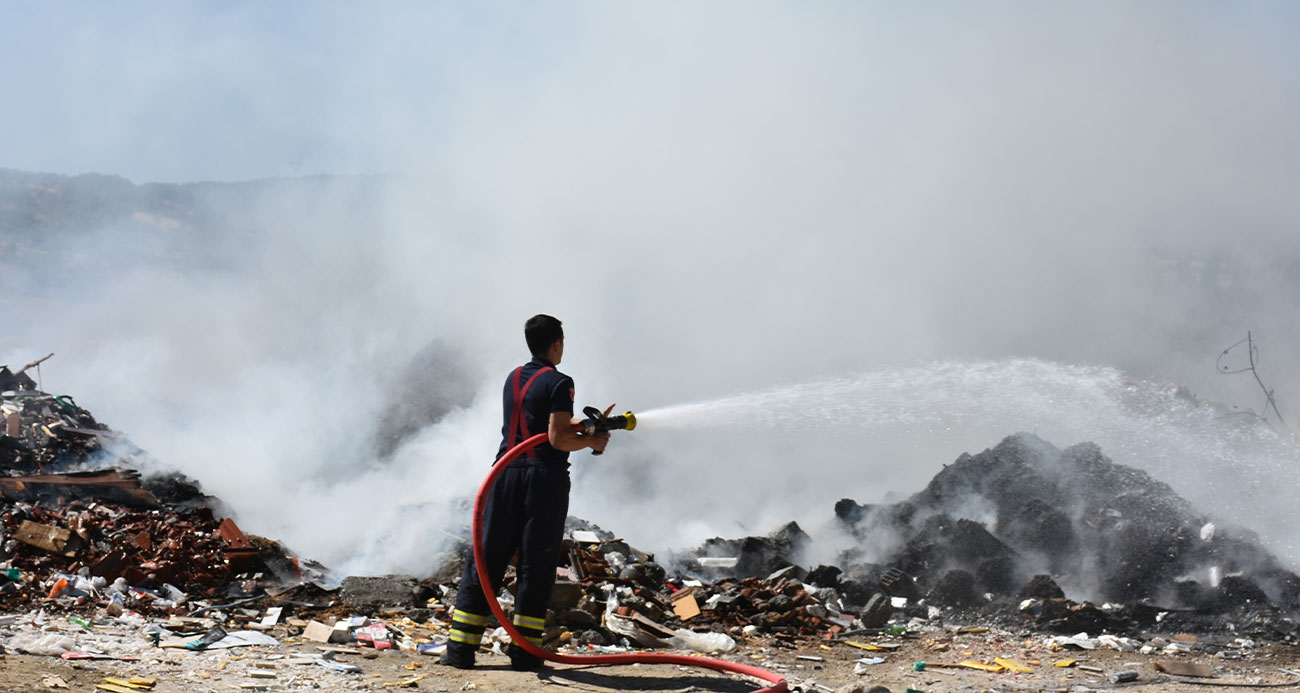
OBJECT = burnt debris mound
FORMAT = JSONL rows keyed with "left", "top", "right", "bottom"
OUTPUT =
{"left": 660, "top": 433, "right": 1300, "bottom": 639}
{"left": 834, "top": 433, "right": 1300, "bottom": 613}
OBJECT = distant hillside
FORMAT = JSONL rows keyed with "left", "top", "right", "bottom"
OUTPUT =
{"left": 0, "top": 168, "right": 389, "bottom": 287}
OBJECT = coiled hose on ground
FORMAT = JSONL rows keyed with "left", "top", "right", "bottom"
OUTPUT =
{"left": 472, "top": 431, "right": 789, "bottom": 693}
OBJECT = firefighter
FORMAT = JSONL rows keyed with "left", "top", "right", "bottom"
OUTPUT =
{"left": 441, "top": 314, "right": 611, "bottom": 670}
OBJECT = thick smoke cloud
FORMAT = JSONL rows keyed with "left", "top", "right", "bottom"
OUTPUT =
{"left": 3, "top": 3, "right": 1300, "bottom": 575}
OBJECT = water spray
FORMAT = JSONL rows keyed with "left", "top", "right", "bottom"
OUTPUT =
{"left": 471, "top": 411, "right": 788, "bottom": 693}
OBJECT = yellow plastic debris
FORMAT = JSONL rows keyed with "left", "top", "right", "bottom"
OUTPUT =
{"left": 382, "top": 674, "right": 428, "bottom": 688}
{"left": 103, "top": 678, "right": 155, "bottom": 691}
{"left": 1054, "top": 659, "right": 1078, "bottom": 668}
{"left": 994, "top": 658, "right": 1033, "bottom": 673}
{"left": 959, "top": 660, "right": 1006, "bottom": 673}
{"left": 846, "top": 641, "right": 888, "bottom": 651}
{"left": 95, "top": 685, "right": 137, "bottom": 693}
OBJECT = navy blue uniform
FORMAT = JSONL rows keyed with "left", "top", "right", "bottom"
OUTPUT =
{"left": 449, "top": 357, "right": 575, "bottom": 656}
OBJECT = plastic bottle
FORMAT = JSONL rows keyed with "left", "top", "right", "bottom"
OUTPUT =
{"left": 67, "top": 614, "right": 92, "bottom": 630}
{"left": 47, "top": 577, "right": 69, "bottom": 599}
{"left": 161, "top": 583, "right": 187, "bottom": 604}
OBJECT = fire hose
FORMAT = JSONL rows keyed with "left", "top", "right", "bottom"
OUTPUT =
{"left": 471, "top": 409, "right": 788, "bottom": 693}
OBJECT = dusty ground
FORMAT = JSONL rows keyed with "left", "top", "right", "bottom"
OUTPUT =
{"left": 2, "top": 628, "right": 1299, "bottom": 693}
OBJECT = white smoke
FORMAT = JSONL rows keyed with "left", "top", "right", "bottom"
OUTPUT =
{"left": 3, "top": 3, "right": 1300, "bottom": 576}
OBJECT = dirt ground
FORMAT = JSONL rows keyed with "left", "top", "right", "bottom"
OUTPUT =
{"left": 2, "top": 630, "right": 1299, "bottom": 693}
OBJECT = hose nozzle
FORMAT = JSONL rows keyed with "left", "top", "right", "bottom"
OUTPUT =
{"left": 577, "top": 407, "right": 636, "bottom": 454}
{"left": 579, "top": 407, "right": 636, "bottom": 435}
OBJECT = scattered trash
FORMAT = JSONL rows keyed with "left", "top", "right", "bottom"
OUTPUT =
{"left": 993, "top": 657, "right": 1032, "bottom": 673}
{"left": 315, "top": 656, "right": 363, "bottom": 673}
{"left": 1, "top": 369, "right": 1298, "bottom": 689}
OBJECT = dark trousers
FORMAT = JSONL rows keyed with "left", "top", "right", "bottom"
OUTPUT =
{"left": 449, "top": 461, "right": 570, "bottom": 650}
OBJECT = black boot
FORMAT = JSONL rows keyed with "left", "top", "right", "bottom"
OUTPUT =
{"left": 439, "top": 642, "right": 476, "bottom": 669}
{"left": 507, "top": 643, "right": 545, "bottom": 671}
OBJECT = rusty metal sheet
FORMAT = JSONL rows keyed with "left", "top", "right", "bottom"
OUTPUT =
{"left": 218, "top": 518, "right": 254, "bottom": 549}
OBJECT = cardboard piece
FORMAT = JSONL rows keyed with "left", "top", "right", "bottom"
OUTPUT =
{"left": 260, "top": 607, "right": 283, "bottom": 626}
{"left": 302, "top": 621, "right": 335, "bottom": 643}
{"left": 671, "top": 592, "right": 701, "bottom": 621}
{"left": 14, "top": 520, "right": 80, "bottom": 557}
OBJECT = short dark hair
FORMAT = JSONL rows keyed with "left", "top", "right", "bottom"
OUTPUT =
{"left": 525, "top": 314, "right": 564, "bottom": 356}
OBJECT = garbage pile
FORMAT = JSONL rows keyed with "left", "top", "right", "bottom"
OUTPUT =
{"left": 1, "top": 360, "right": 110, "bottom": 474}
{"left": 390, "top": 432, "right": 1300, "bottom": 659}
{"left": 557, "top": 528, "right": 855, "bottom": 649}
{"left": 0, "top": 364, "right": 321, "bottom": 619}
{"left": 7, "top": 359, "right": 1300, "bottom": 681}
{"left": 820, "top": 433, "right": 1300, "bottom": 630}
{"left": 517, "top": 432, "right": 1295, "bottom": 647}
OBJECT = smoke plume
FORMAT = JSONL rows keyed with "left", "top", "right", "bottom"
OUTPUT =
{"left": 3, "top": 3, "right": 1300, "bottom": 576}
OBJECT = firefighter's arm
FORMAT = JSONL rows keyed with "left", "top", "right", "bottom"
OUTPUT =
{"left": 549, "top": 411, "right": 609, "bottom": 452}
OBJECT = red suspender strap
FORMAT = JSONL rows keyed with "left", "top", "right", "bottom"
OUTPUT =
{"left": 506, "top": 365, "right": 553, "bottom": 450}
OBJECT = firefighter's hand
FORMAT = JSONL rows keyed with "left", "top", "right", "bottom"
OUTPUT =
{"left": 602, "top": 403, "right": 615, "bottom": 417}
{"left": 588, "top": 431, "right": 611, "bottom": 453}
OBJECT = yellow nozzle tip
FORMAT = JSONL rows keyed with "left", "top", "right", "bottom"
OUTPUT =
{"left": 623, "top": 411, "right": 636, "bottom": 431}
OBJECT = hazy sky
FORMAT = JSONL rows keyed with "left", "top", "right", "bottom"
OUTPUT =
{"left": 3, "top": 2, "right": 1296, "bottom": 184}
{"left": 4, "top": 2, "right": 1300, "bottom": 574}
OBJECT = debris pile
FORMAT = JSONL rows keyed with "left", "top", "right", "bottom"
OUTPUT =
{"left": 6, "top": 363, "right": 1300, "bottom": 691}
{"left": 0, "top": 364, "right": 321, "bottom": 620}
{"left": 410, "top": 432, "right": 1300, "bottom": 660}
{"left": 826, "top": 433, "right": 1300, "bottom": 626}
{"left": 2, "top": 359, "right": 111, "bottom": 474}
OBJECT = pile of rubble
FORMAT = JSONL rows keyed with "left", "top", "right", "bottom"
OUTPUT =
{"left": 6, "top": 360, "right": 1300, "bottom": 691}
{"left": 1, "top": 358, "right": 109, "bottom": 474}
{"left": 0, "top": 361, "right": 323, "bottom": 623}
{"left": 831, "top": 433, "right": 1300, "bottom": 614}
{"left": 634, "top": 433, "right": 1300, "bottom": 644}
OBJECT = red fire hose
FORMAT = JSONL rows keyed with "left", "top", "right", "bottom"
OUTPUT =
{"left": 472, "top": 430, "right": 789, "bottom": 693}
